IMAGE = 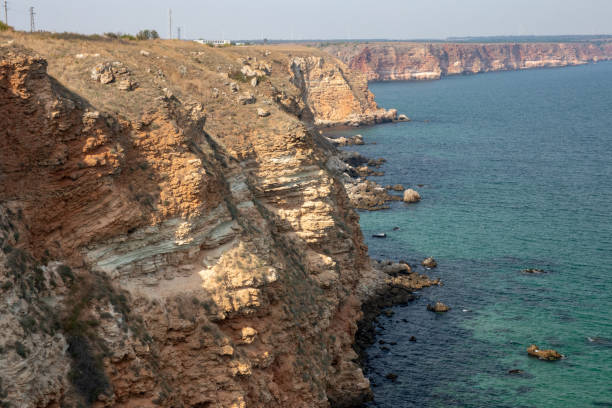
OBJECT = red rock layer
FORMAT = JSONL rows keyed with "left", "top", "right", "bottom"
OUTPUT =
{"left": 0, "top": 33, "right": 401, "bottom": 408}
{"left": 323, "top": 42, "right": 612, "bottom": 81}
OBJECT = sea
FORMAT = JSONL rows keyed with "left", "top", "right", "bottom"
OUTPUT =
{"left": 327, "top": 61, "right": 612, "bottom": 408}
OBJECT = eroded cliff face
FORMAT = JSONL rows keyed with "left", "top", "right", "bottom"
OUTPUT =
{"left": 323, "top": 41, "right": 612, "bottom": 81}
{"left": 289, "top": 55, "right": 396, "bottom": 126}
{"left": 0, "top": 35, "right": 397, "bottom": 408}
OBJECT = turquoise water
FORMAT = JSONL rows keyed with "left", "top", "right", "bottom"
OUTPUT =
{"left": 329, "top": 63, "right": 612, "bottom": 407}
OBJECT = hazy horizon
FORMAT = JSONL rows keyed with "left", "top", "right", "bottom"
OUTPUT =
{"left": 3, "top": 0, "right": 611, "bottom": 40}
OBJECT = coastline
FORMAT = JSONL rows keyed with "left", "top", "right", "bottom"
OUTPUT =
{"left": 321, "top": 41, "right": 612, "bottom": 82}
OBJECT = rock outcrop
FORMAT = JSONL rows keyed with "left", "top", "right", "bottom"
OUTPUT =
{"left": 322, "top": 41, "right": 612, "bottom": 81}
{"left": 289, "top": 55, "right": 397, "bottom": 126}
{"left": 0, "top": 34, "right": 405, "bottom": 408}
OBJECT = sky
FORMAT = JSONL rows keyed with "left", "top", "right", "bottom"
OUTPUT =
{"left": 3, "top": 0, "right": 611, "bottom": 40}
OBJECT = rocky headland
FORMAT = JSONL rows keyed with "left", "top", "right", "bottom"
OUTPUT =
{"left": 322, "top": 41, "right": 612, "bottom": 81}
{"left": 0, "top": 32, "right": 429, "bottom": 408}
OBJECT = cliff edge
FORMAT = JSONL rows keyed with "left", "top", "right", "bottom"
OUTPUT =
{"left": 0, "top": 33, "right": 402, "bottom": 407}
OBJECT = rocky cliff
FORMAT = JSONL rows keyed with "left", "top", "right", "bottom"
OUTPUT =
{"left": 323, "top": 41, "right": 612, "bottom": 81}
{"left": 0, "top": 33, "right": 406, "bottom": 408}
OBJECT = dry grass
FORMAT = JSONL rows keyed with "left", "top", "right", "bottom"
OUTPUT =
{"left": 0, "top": 30, "right": 334, "bottom": 162}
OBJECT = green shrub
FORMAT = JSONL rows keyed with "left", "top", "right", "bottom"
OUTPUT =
{"left": 14, "top": 341, "right": 28, "bottom": 358}
{"left": 228, "top": 70, "right": 249, "bottom": 83}
{"left": 58, "top": 265, "right": 75, "bottom": 283}
{"left": 136, "top": 29, "right": 159, "bottom": 40}
{"left": 0, "top": 22, "right": 12, "bottom": 32}
{"left": 66, "top": 335, "right": 109, "bottom": 403}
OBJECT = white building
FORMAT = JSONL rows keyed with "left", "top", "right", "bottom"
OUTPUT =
{"left": 194, "top": 39, "right": 231, "bottom": 46}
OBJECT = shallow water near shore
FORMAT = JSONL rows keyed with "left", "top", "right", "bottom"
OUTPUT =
{"left": 327, "top": 62, "right": 612, "bottom": 407}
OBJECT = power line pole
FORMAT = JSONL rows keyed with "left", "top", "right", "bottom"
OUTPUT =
{"left": 3, "top": 1, "right": 8, "bottom": 26}
{"left": 168, "top": 8, "right": 172, "bottom": 39}
{"left": 177, "top": 26, "right": 181, "bottom": 41}
{"left": 29, "top": 6, "right": 35, "bottom": 32}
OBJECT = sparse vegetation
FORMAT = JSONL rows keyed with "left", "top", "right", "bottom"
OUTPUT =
{"left": 0, "top": 22, "right": 13, "bottom": 32}
{"left": 228, "top": 70, "right": 249, "bottom": 83}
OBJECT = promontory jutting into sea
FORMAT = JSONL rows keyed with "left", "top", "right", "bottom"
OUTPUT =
{"left": 0, "top": 2, "right": 611, "bottom": 407}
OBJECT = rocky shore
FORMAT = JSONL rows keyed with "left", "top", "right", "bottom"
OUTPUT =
{"left": 324, "top": 133, "right": 422, "bottom": 211}
{"left": 350, "top": 259, "right": 441, "bottom": 405}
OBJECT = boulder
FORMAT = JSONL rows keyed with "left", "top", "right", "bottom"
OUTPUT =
{"left": 339, "top": 151, "right": 369, "bottom": 167}
{"left": 381, "top": 262, "right": 411, "bottom": 276}
{"left": 403, "top": 188, "right": 421, "bottom": 203}
{"left": 118, "top": 79, "right": 134, "bottom": 91}
{"left": 238, "top": 93, "right": 256, "bottom": 105}
{"left": 427, "top": 301, "right": 450, "bottom": 313}
{"left": 250, "top": 77, "right": 258, "bottom": 87}
{"left": 257, "top": 108, "right": 270, "bottom": 117}
{"left": 526, "top": 345, "right": 563, "bottom": 361}
{"left": 422, "top": 257, "right": 437, "bottom": 268}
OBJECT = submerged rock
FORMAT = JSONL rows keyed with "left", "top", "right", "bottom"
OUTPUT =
{"left": 526, "top": 344, "right": 563, "bottom": 360}
{"left": 385, "top": 373, "right": 398, "bottom": 381}
{"left": 521, "top": 268, "right": 546, "bottom": 274}
{"left": 386, "top": 184, "right": 404, "bottom": 192}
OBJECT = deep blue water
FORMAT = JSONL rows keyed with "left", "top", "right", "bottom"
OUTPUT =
{"left": 328, "top": 63, "right": 612, "bottom": 408}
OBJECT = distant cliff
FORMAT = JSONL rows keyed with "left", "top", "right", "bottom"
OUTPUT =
{"left": 322, "top": 42, "right": 612, "bottom": 81}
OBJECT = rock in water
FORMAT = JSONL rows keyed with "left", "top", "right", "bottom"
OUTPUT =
{"left": 526, "top": 344, "right": 563, "bottom": 360}
{"left": 385, "top": 373, "right": 398, "bottom": 381}
{"left": 422, "top": 257, "right": 437, "bottom": 268}
{"left": 521, "top": 268, "right": 546, "bottom": 274}
{"left": 427, "top": 301, "right": 450, "bottom": 313}
{"left": 397, "top": 114, "right": 411, "bottom": 121}
{"left": 403, "top": 188, "right": 421, "bottom": 203}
